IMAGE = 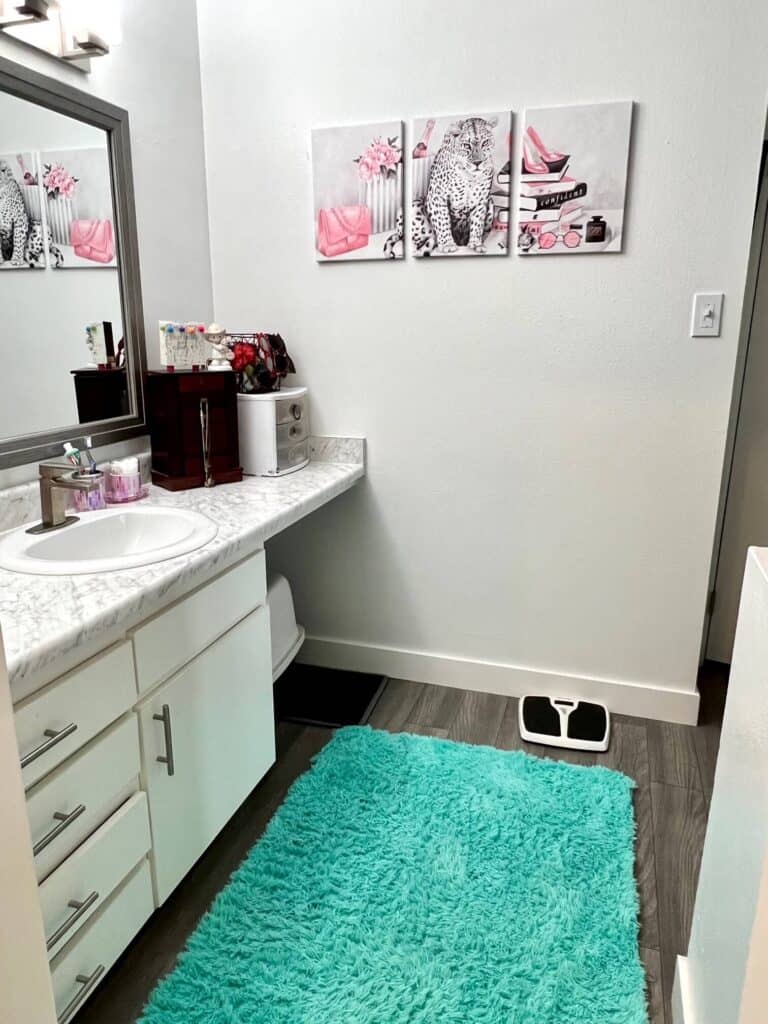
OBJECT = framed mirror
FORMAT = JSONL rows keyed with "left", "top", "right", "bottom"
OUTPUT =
{"left": 0, "top": 55, "right": 146, "bottom": 468}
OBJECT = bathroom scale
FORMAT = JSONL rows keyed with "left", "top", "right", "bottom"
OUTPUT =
{"left": 518, "top": 695, "right": 611, "bottom": 752}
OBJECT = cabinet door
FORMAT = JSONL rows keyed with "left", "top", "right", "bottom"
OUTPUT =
{"left": 138, "top": 607, "right": 275, "bottom": 904}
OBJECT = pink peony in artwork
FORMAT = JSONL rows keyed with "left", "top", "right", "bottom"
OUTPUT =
{"left": 43, "top": 162, "right": 78, "bottom": 199}
{"left": 354, "top": 136, "right": 401, "bottom": 182}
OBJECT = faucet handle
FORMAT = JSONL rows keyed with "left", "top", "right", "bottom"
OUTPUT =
{"left": 80, "top": 436, "right": 98, "bottom": 471}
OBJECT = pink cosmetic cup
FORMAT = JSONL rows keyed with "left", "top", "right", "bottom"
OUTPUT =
{"left": 106, "top": 457, "right": 148, "bottom": 504}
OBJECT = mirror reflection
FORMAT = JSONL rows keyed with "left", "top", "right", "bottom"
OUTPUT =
{"left": 0, "top": 89, "right": 125, "bottom": 440}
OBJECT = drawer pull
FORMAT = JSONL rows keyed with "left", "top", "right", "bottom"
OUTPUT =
{"left": 153, "top": 703, "right": 175, "bottom": 776}
{"left": 46, "top": 890, "right": 99, "bottom": 951}
{"left": 57, "top": 964, "right": 105, "bottom": 1023}
{"left": 20, "top": 722, "right": 78, "bottom": 769}
{"left": 33, "top": 804, "right": 86, "bottom": 856}
{"left": 290, "top": 403, "right": 302, "bottom": 421}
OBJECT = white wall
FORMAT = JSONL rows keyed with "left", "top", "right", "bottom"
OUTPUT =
{"left": 0, "top": 0, "right": 214, "bottom": 479}
{"left": 676, "top": 549, "right": 768, "bottom": 1023}
{"left": 197, "top": 0, "right": 768, "bottom": 721}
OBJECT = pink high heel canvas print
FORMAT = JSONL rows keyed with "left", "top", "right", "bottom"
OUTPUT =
{"left": 517, "top": 101, "right": 633, "bottom": 256}
{"left": 311, "top": 122, "right": 404, "bottom": 262}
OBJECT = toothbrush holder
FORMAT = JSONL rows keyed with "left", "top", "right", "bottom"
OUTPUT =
{"left": 70, "top": 472, "right": 107, "bottom": 512}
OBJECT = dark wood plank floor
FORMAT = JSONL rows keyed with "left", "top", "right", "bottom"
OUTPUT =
{"left": 76, "top": 665, "right": 728, "bottom": 1024}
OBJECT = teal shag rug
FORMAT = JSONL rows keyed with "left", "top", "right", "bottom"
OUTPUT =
{"left": 139, "top": 726, "right": 647, "bottom": 1024}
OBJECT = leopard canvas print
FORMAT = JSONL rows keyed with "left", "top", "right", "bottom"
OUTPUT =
{"left": 411, "top": 112, "right": 511, "bottom": 258}
{"left": 0, "top": 152, "right": 43, "bottom": 270}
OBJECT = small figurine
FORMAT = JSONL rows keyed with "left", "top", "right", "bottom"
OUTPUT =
{"left": 205, "top": 322, "right": 234, "bottom": 371}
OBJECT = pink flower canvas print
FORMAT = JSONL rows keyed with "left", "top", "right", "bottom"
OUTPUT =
{"left": 410, "top": 112, "right": 511, "bottom": 258}
{"left": 311, "top": 121, "right": 404, "bottom": 262}
{"left": 40, "top": 146, "right": 117, "bottom": 268}
{"left": 517, "top": 101, "right": 633, "bottom": 256}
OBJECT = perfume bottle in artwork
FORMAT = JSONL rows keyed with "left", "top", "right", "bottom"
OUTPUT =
{"left": 517, "top": 101, "right": 633, "bottom": 256}
{"left": 311, "top": 121, "right": 404, "bottom": 262}
{"left": 411, "top": 119, "right": 436, "bottom": 200}
{"left": 412, "top": 119, "right": 435, "bottom": 158}
{"left": 410, "top": 112, "right": 512, "bottom": 258}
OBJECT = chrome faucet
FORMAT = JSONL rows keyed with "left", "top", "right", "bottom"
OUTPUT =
{"left": 27, "top": 462, "right": 104, "bottom": 535}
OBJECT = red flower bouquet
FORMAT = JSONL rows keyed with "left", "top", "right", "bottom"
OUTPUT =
{"left": 230, "top": 333, "right": 296, "bottom": 394}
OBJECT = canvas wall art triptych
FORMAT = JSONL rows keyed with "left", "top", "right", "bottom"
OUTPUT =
{"left": 0, "top": 145, "right": 116, "bottom": 270}
{"left": 310, "top": 101, "right": 633, "bottom": 262}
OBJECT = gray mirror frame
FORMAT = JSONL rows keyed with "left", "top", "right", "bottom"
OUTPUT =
{"left": 0, "top": 55, "right": 147, "bottom": 468}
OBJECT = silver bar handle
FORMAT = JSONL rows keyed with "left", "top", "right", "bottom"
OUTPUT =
{"left": 153, "top": 703, "right": 175, "bottom": 776}
{"left": 46, "top": 890, "right": 99, "bottom": 951}
{"left": 33, "top": 804, "right": 85, "bottom": 856}
{"left": 200, "top": 397, "right": 214, "bottom": 488}
{"left": 57, "top": 965, "right": 105, "bottom": 1023}
{"left": 20, "top": 722, "right": 78, "bottom": 769}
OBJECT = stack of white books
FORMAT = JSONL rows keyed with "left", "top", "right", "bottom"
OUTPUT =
{"left": 519, "top": 175, "right": 588, "bottom": 225}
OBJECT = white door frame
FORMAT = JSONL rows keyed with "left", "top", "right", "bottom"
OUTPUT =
{"left": 701, "top": 140, "right": 768, "bottom": 662}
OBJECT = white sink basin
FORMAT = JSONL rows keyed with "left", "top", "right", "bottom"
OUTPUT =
{"left": 0, "top": 506, "right": 218, "bottom": 575}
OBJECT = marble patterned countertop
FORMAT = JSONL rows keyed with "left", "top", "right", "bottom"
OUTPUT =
{"left": 0, "top": 437, "right": 364, "bottom": 699}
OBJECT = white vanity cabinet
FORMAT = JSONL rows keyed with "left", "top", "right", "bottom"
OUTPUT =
{"left": 12, "top": 548, "right": 276, "bottom": 1021}
{"left": 138, "top": 606, "right": 275, "bottom": 904}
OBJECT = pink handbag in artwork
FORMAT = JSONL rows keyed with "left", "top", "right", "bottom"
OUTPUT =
{"left": 316, "top": 205, "right": 371, "bottom": 257}
{"left": 70, "top": 219, "right": 115, "bottom": 264}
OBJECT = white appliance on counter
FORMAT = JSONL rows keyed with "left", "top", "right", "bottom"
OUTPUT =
{"left": 237, "top": 387, "right": 310, "bottom": 477}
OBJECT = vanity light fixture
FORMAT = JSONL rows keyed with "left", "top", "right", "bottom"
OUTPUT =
{"left": 0, "top": 0, "right": 50, "bottom": 28}
{"left": 0, "top": 0, "right": 117, "bottom": 69}
{"left": 59, "top": 29, "right": 109, "bottom": 60}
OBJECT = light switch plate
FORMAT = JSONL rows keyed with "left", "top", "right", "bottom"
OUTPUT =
{"left": 690, "top": 292, "right": 724, "bottom": 337}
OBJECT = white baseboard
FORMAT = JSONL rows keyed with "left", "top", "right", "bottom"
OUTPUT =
{"left": 298, "top": 637, "right": 700, "bottom": 725}
{"left": 672, "top": 956, "right": 695, "bottom": 1024}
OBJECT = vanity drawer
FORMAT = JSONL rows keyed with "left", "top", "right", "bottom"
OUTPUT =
{"left": 275, "top": 393, "right": 307, "bottom": 425}
{"left": 276, "top": 439, "right": 310, "bottom": 473}
{"left": 40, "top": 792, "right": 152, "bottom": 960}
{"left": 27, "top": 714, "right": 140, "bottom": 883}
{"left": 132, "top": 549, "right": 266, "bottom": 694}
{"left": 16, "top": 641, "right": 136, "bottom": 789}
{"left": 50, "top": 859, "right": 154, "bottom": 1023}
{"left": 276, "top": 417, "right": 308, "bottom": 446}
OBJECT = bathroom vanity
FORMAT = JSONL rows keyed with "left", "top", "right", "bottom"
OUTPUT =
{"left": 0, "top": 52, "right": 367, "bottom": 1023}
{"left": 0, "top": 447, "right": 364, "bottom": 1021}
